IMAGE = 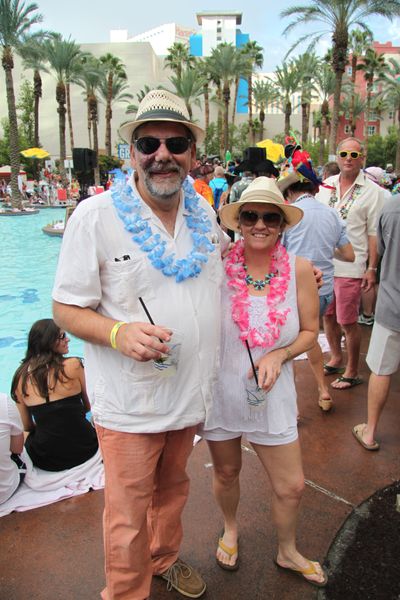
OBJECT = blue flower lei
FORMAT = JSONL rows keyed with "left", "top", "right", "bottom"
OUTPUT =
{"left": 111, "top": 173, "right": 214, "bottom": 282}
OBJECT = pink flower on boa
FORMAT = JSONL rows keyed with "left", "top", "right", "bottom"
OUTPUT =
{"left": 225, "top": 239, "right": 291, "bottom": 348}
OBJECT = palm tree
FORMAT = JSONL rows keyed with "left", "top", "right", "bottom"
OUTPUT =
{"left": 169, "top": 68, "right": 205, "bottom": 119}
{"left": 99, "top": 53, "right": 127, "bottom": 156}
{"left": 77, "top": 56, "right": 105, "bottom": 185}
{"left": 347, "top": 29, "right": 372, "bottom": 133}
{"left": 231, "top": 52, "right": 252, "bottom": 126}
{"left": 99, "top": 76, "right": 133, "bottom": 150}
{"left": 314, "top": 61, "right": 336, "bottom": 165}
{"left": 241, "top": 40, "right": 264, "bottom": 143}
{"left": 293, "top": 52, "right": 320, "bottom": 143}
{"left": 281, "top": 0, "right": 400, "bottom": 154}
{"left": 44, "top": 35, "right": 83, "bottom": 181}
{"left": 381, "top": 58, "right": 400, "bottom": 173}
{"left": 357, "top": 48, "right": 388, "bottom": 160}
{"left": 19, "top": 36, "right": 48, "bottom": 149}
{"left": 0, "top": 0, "right": 42, "bottom": 208}
{"left": 340, "top": 92, "right": 367, "bottom": 135}
{"left": 252, "top": 79, "right": 279, "bottom": 141}
{"left": 197, "top": 58, "right": 213, "bottom": 132}
{"left": 208, "top": 43, "right": 242, "bottom": 153}
{"left": 125, "top": 84, "right": 164, "bottom": 114}
{"left": 164, "top": 42, "right": 196, "bottom": 80}
{"left": 269, "top": 61, "right": 302, "bottom": 136}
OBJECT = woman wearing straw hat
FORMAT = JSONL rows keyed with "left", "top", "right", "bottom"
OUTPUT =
{"left": 200, "top": 177, "right": 327, "bottom": 586}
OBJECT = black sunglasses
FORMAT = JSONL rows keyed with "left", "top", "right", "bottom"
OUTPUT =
{"left": 57, "top": 332, "right": 67, "bottom": 340}
{"left": 134, "top": 136, "right": 192, "bottom": 155}
{"left": 239, "top": 210, "right": 284, "bottom": 228}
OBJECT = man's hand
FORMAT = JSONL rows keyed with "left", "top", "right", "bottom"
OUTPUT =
{"left": 115, "top": 322, "right": 171, "bottom": 361}
{"left": 313, "top": 266, "right": 324, "bottom": 290}
{"left": 361, "top": 269, "right": 376, "bottom": 292}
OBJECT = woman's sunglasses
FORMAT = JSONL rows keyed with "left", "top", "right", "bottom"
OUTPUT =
{"left": 57, "top": 332, "right": 67, "bottom": 340}
{"left": 134, "top": 136, "right": 192, "bottom": 155}
{"left": 338, "top": 150, "right": 363, "bottom": 159}
{"left": 239, "top": 210, "right": 284, "bottom": 228}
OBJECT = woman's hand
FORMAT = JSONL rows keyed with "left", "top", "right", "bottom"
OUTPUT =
{"left": 249, "top": 349, "right": 286, "bottom": 392}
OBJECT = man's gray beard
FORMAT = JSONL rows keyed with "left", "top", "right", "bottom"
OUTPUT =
{"left": 143, "top": 166, "right": 186, "bottom": 201}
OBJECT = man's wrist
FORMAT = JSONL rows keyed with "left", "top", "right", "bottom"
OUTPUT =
{"left": 367, "top": 267, "right": 377, "bottom": 272}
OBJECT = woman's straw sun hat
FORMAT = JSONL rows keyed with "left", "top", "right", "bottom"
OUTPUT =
{"left": 220, "top": 176, "right": 303, "bottom": 232}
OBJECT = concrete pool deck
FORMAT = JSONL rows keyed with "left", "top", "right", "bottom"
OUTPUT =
{"left": 1, "top": 326, "right": 399, "bottom": 599}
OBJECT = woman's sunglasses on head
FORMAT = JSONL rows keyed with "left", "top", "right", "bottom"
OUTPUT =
{"left": 239, "top": 210, "right": 284, "bottom": 228}
{"left": 134, "top": 136, "right": 192, "bottom": 155}
{"left": 338, "top": 150, "right": 363, "bottom": 160}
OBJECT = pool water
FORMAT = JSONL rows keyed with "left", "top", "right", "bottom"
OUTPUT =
{"left": 0, "top": 209, "right": 83, "bottom": 391}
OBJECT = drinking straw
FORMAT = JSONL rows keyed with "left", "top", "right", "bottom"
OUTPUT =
{"left": 138, "top": 297, "right": 164, "bottom": 343}
{"left": 139, "top": 297, "right": 155, "bottom": 325}
{"left": 245, "top": 340, "right": 259, "bottom": 387}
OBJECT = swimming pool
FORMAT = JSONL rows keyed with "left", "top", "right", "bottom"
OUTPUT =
{"left": 0, "top": 209, "right": 83, "bottom": 392}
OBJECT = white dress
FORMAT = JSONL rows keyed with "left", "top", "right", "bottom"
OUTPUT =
{"left": 203, "top": 253, "right": 299, "bottom": 435}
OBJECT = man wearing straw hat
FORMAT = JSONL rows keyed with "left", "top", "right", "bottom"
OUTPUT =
{"left": 53, "top": 89, "right": 229, "bottom": 600}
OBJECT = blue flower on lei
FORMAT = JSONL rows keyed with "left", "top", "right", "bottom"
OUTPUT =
{"left": 111, "top": 173, "right": 214, "bottom": 282}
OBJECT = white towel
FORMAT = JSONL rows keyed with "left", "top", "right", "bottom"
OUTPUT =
{"left": 0, "top": 448, "right": 104, "bottom": 517}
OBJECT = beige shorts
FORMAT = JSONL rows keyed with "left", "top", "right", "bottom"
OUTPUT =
{"left": 366, "top": 321, "right": 400, "bottom": 376}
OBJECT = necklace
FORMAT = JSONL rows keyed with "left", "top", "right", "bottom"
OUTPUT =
{"left": 244, "top": 265, "right": 277, "bottom": 291}
{"left": 225, "top": 239, "right": 291, "bottom": 348}
{"left": 111, "top": 173, "right": 214, "bottom": 282}
{"left": 329, "top": 183, "right": 362, "bottom": 220}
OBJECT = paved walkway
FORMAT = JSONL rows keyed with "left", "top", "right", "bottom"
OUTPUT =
{"left": 1, "top": 327, "right": 399, "bottom": 599}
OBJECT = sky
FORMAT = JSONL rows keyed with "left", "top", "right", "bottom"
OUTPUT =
{"left": 34, "top": 0, "right": 400, "bottom": 72}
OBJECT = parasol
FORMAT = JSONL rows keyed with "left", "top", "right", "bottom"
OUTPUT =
{"left": 20, "top": 147, "right": 50, "bottom": 159}
{"left": 256, "top": 139, "right": 284, "bottom": 163}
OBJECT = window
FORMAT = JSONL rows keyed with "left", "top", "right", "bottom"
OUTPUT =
{"left": 217, "top": 27, "right": 222, "bottom": 33}
{"left": 367, "top": 125, "right": 376, "bottom": 135}
{"left": 347, "top": 66, "right": 352, "bottom": 75}
{"left": 388, "top": 111, "right": 394, "bottom": 119}
{"left": 344, "top": 124, "right": 351, "bottom": 134}
{"left": 369, "top": 112, "right": 378, "bottom": 122}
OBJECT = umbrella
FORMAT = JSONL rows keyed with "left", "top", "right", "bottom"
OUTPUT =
{"left": 256, "top": 139, "right": 284, "bottom": 164}
{"left": 20, "top": 147, "right": 50, "bottom": 159}
{"left": 0, "top": 165, "right": 26, "bottom": 175}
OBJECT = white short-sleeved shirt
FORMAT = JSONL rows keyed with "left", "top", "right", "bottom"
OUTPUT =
{"left": 53, "top": 177, "right": 229, "bottom": 434}
{"left": 0, "top": 393, "right": 23, "bottom": 505}
{"left": 317, "top": 172, "right": 384, "bottom": 278}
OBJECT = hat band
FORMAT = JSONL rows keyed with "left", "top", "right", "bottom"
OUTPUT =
{"left": 136, "top": 108, "right": 189, "bottom": 124}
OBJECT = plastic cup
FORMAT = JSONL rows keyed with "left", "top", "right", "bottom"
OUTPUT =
{"left": 244, "top": 370, "right": 267, "bottom": 408}
{"left": 153, "top": 329, "right": 183, "bottom": 377}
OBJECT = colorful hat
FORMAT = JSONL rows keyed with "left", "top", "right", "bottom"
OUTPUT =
{"left": 278, "top": 142, "right": 322, "bottom": 193}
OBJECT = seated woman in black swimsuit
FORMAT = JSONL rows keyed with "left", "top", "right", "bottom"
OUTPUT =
{"left": 11, "top": 319, "right": 98, "bottom": 471}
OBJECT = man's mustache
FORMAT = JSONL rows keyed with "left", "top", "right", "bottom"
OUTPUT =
{"left": 147, "top": 163, "right": 181, "bottom": 174}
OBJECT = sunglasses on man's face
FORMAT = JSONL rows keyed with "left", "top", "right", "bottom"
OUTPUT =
{"left": 239, "top": 210, "right": 284, "bottom": 228}
{"left": 338, "top": 150, "right": 363, "bottom": 160}
{"left": 134, "top": 136, "right": 192, "bottom": 155}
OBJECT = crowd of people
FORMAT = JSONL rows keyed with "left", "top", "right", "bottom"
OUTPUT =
{"left": 1, "top": 88, "right": 399, "bottom": 599}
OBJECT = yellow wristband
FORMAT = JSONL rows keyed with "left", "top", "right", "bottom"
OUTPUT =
{"left": 284, "top": 347, "right": 292, "bottom": 362}
{"left": 110, "top": 321, "right": 126, "bottom": 350}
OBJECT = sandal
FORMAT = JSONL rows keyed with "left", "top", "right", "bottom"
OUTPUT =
{"left": 323, "top": 364, "right": 344, "bottom": 376}
{"left": 318, "top": 396, "right": 333, "bottom": 411}
{"left": 331, "top": 376, "right": 363, "bottom": 390}
{"left": 216, "top": 530, "right": 239, "bottom": 571}
{"left": 352, "top": 424, "right": 380, "bottom": 451}
{"left": 275, "top": 559, "right": 328, "bottom": 587}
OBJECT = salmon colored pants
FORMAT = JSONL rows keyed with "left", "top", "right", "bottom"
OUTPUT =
{"left": 96, "top": 425, "right": 196, "bottom": 600}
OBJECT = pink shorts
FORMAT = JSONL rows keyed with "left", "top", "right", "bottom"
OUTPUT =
{"left": 324, "top": 277, "right": 362, "bottom": 325}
